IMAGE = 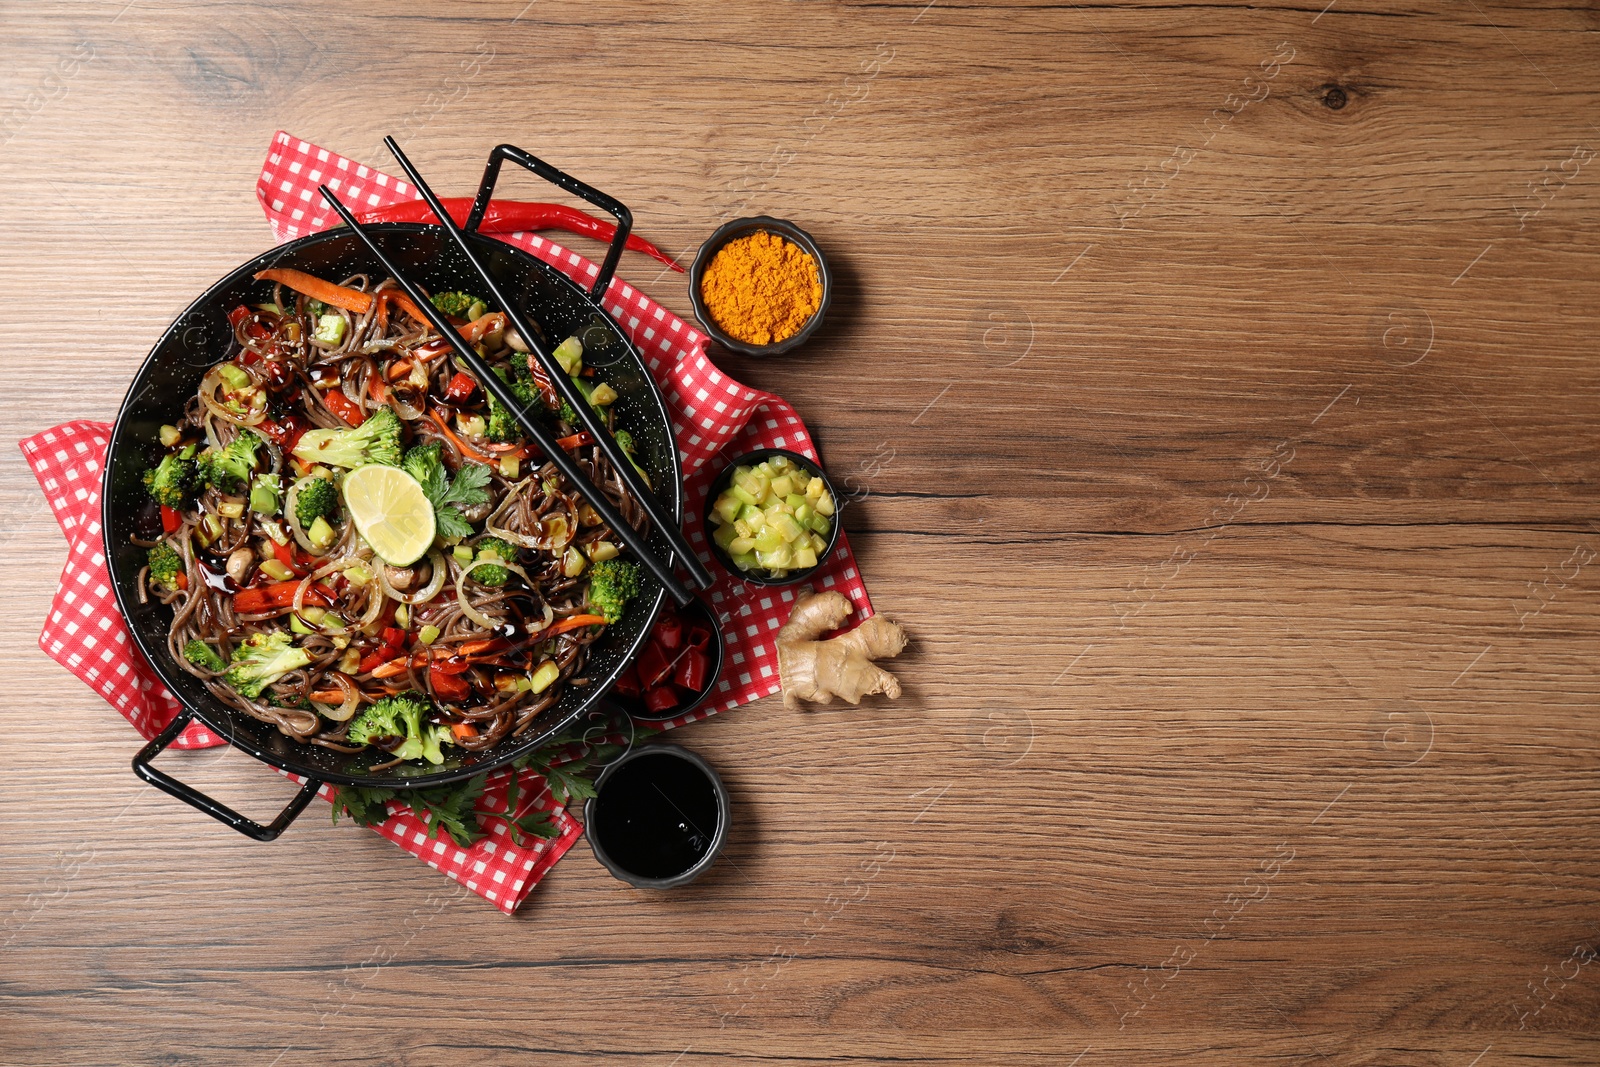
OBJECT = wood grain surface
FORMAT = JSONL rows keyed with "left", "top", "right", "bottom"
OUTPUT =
{"left": 3, "top": 1, "right": 1598, "bottom": 1064}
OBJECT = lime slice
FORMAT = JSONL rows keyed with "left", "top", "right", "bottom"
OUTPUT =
{"left": 341, "top": 464, "right": 435, "bottom": 566}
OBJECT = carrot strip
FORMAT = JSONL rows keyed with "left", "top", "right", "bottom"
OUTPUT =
{"left": 307, "top": 688, "right": 348, "bottom": 705}
{"left": 555, "top": 432, "right": 593, "bottom": 450}
{"left": 386, "top": 360, "right": 413, "bottom": 380}
{"left": 426, "top": 409, "right": 495, "bottom": 464}
{"left": 544, "top": 614, "right": 608, "bottom": 636}
{"left": 369, "top": 657, "right": 417, "bottom": 679}
{"left": 254, "top": 269, "right": 374, "bottom": 313}
{"left": 456, "top": 637, "right": 509, "bottom": 657}
{"left": 449, "top": 722, "right": 479, "bottom": 740}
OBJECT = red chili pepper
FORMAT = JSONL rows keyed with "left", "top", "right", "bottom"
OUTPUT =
{"left": 323, "top": 390, "right": 366, "bottom": 427}
{"left": 654, "top": 614, "right": 683, "bottom": 652}
{"left": 443, "top": 371, "right": 478, "bottom": 403}
{"left": 430, "top": 667, "right": 471, "bottom": 703}
{"left": 160, "top": 505, "right": 181, "bottom": 534}
{"left": 356, "top": 198, "right": 686, "bottom": 274}
{"left": 643, "top": 684, "right": 680, "bottom": 714}
{"left": 675, "top": 646, "right": 709, "bottom": 694}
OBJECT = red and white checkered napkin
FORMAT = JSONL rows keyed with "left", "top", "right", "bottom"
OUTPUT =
{"left": 20, "top": 132, "right": 871, "bottom": 914}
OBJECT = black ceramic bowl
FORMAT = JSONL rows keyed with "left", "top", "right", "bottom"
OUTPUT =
{"left": 611, "top": 596, "right": 727, "bottom": 723}
{"left": 585, "top": 744, "right": 730, "bottom": 889}
{"left": 701, "top": 448, "right": 842, "bottom": 587}
{"left": 106, "top": 223, "right": 681, "bottom": 821}
{"left": 688, "top": 216, "right": 831, "bottom": 357}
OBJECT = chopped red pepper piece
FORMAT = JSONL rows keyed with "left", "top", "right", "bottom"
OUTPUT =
{"left": 637, "top": 640, "right": 673, "bottom": 689}
{"left": 643, "top": 684, "right": 680, "bottom": 714}
{"left": 613, "top": 664, "right": 642, "bottom": 698}
{"left": 322, "top": 390, "right": 366, "bottom": 427}
{"left": 430, "top": 667, "right": 471, "bottom": 703}
{"left": 686, "top": 624, "right": 712, "bottom": 651}
{"left": 160, "top": 505, "right": 181, "bottom": 534}
{"left": 381, "top": 626, "right": 407, "bottom": 650}
{"left": 357, "top": 648, "right": 398, "bottom": 675}
{"left": 654, "top": 615, "right": 683, "bottom": 652}
{"left": 443, "top": 371, "right": 478, "bottom": 403}
{"left": 675, "top": 646, "right": 709, "bottom": 694}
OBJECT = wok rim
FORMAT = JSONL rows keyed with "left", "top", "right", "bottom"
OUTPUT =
{"left": 102, "top": 222, "right": 681, "bottom": 790}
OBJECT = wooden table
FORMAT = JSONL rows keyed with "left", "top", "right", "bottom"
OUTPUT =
{"left": 3, "top": 1, "right": 1597, "bottom": 1063}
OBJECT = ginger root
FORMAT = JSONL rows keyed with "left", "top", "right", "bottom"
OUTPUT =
{"left": 776, "top": 591, "right": 907, "bottom": 710}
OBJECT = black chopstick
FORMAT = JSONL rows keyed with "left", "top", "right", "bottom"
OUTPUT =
{"left": 317, "top": 184, "right": 696, "bottom": 608}
{"left": 380, "top": 137, "right": 716, "bottom": 592}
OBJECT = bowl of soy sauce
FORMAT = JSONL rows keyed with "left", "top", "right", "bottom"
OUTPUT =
{"left": 585, "top": 744, "right": 730, "bottom": 888}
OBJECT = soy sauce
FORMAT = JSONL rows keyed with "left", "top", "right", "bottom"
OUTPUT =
{"left": 591, "top": 752, "right": 721, "bottom": 880}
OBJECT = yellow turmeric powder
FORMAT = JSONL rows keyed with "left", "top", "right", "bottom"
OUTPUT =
{"left": 699, "top": 231, "right": 822, "bottom": 346}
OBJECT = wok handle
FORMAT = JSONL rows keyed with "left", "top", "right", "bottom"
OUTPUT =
{"left": 465, "top": 144, "right": 633, "bottom": 301}
{"left": 131, "top": 710, "right": 320, "bottom": 842}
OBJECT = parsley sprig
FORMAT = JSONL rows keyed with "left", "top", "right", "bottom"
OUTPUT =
{"left": 402, "top": 442, "right": 492, "bottom": 540}
{"left": 330, "top": 728, "right": 625, "bottom": 848}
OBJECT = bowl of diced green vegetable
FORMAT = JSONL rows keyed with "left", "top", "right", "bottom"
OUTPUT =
{"left": 703, "top": 449, "right": 840, "bottom": 586}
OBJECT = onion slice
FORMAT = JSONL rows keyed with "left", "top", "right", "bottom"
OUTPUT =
{"left": 312, "top": 671, "right": 361, "bottom": 722}
{"left": 454, "top": 558, "right": 538, "bottom": 632}
{"left": 377, "top": 548, "right": 447, "bottom": 605}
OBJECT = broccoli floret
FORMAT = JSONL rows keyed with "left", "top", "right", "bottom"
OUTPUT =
{"left": 197, "top": 431, "right": 262, "bottom": 493}
{"left": 471, "top": 537, "right": 517, "bottom": 587}
{"left": 586, "top": 558, "right": 642, "bottom": 624}
{"left": 147, "top": 543, "right": 184, "bottom": 590}
{"left": 143, "top": 452, "right": 198, "bottom": 508}
{"left": 222, "top": 631, "right": 312, "bottom": 700}
{"left": 292, "top": 405, "right": 403, "bottom": 469}
{"left": 611, "top": 430, "right": 652, "bottom": 488}
{"left": 430, "top": 291, "right": 486, "bottom": 319}
{"left": 294, "top": 476, "right": 339, "bottom": 528}
{"left": 183, "top": 639, "right": 226, "bottom": 673}
{"left": 347, "top": 691, "right": 450, "bottom": 765}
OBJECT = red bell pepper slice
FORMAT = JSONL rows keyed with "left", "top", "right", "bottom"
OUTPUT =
{"left": 232, "top": 581, "right": 332, "bottom": 614}
{"left": 686, "top": 624, "right": 712, "bottom": 651}
{"left": 643, "top": 684, "right": 680, "bottom": 714}
{"left": 357, "top": 648, "right": 398, "bottom": 675}
{"left": 443, "top": 371, "right": 478, "bottom": 403}
{"left": 637, "top": 640, "right": 673, "bottom": 689}
{"left": 160, "top": 505, "right": 181, "bottom": 533}
{"left": 381, "top": 626, "right": 407, "bottom": 651}
{"left": 613, "top": 664, "right": 642, "bottom": 698}
{"left": 674, "top": 647, "right": 709, "bottom": 694}
{"left": 654, "top": 614, "right": 683, "bottom": 652}
{"left": 323, "top": 390, "right": 366, "bottom": 427}
{"left": 430, "top": 667, "right": 471, "bottom": 703}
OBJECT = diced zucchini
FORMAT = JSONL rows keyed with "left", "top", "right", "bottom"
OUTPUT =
{"left": 770, "top": 512, "right": 805, "bottom": 543}
{"left": 793, "top": 545, "right": 818, "bottom": 570}
{"left": 807, "top": 511, "right": 832, "bottom": 535}
{"left": 753, "top": 526, "right": 785, "bottom": 553}
{"left": 728, "top": 535, "right": 756, "bottom": 555}
{"left": 714, "top": 494, "right": 743, "bottom": 524}
{"left": 805, "top": 477, "right": 825, "bottom": 500}
{"left": 562, "top": 546, "right": 587, "bottom": 577}
{"left": 589, "top": 382, "right": 618, "bottom": 406}
{"left": 553, "top": 336, "right": 583, "bottom": 375}
{"left": 769, "top": 475, "right": 794, "bottom": 498}
{"left": 313, "top": 313, "right": 347, "bottom": 345}
{"left": 499, "top": 453, "right": 519, "bottom": 479}
{"left": 394, "top": 603, "right": 409, "bottom": 629}
{"left": 756, "top": 545, "right": 793, "bottom": 570}
{"left": 308, "top": 515, "right": 335, "bottom": 548}
{"left": 729, "top": 484, "right": 758, "bottom": 507}
{"left": 456, "top": 413, "right": 486, "bottom": 438}
{"left": 159, "top": 424, "right": 182, "bottom": 448}
{"left": 587, "top": 540, "right": 619, "bottom": 562}
{"left": 217, "top": 501, "right": 245, "bottom": 519}
{"left": 289, "top": 613, "right": 314, "bottom": 635}
{"left": 712, "top": 523, "right": 739, "bottom": 549}
{"left": 453, "top": 545, "right": 474, "bottom": 564}
{"left": 814, "top": 491, "right": 835, "bottom": 517}
{"left": 417, "top": 624, "right": 441, "bottom": 646}
{"left": 785, "top": 493, "right": 807, "bottom": 512}
{"left": 259, "top": 559, "right": 294, "bottom": 581}
{"left": 250, "top": 474, "right": 280, "bottom": 515}
{"left": 529, "top": 659, "right": 561, "bottom": 694}
{"left": 729, "top": 550, "right": 760, "bottom": 571}
{"left": 217, "top": 364, "right": 251, "bottom": 390}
